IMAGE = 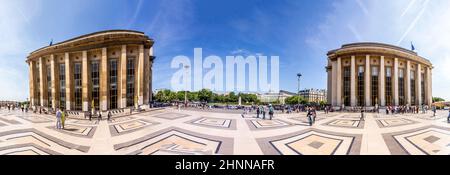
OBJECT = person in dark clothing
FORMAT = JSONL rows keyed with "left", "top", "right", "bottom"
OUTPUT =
{"left": 360, "top": 108, "right": 365, "bottom": 121}
{"left": 307, "top": 108, "right": 313, "bottom": 126}
{"left": 107, "top": 111, "right": 112, "bottom": 121}
{"left": 98, "top": 112, "right": 102, "bottom": 121}
{"left": 89, "top": 112, "right": 92, "bottom": 121}
{"left": 256, "top": 107, "right": 260, "bottom": 118}
{"left": 447, "top": 110, "right": 450, "bottom": 123}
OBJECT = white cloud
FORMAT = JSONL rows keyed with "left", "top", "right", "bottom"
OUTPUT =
{"left": 306, "top": 0, "right": 450, "bottom": 100}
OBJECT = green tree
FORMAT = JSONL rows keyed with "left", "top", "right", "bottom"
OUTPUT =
{"left": 176, "top": 91, "right": 186, "bottom": 101}
{"left": 433, "top": 97, "right": 445, "bottom": 103}
{"left": 188, "top": 92, "right": 199, "bottom": 102}
{"left": 198, "top": 89, "right": 213, "bottom": 102}
{"left": 228, "top": 92, "right": 238, "bottom": 102}
{"left": 285, "top": 96, "right": 307, "bottom": 105}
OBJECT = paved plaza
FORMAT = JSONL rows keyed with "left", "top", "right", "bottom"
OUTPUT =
{"left": 0, "top": 108, "right": 448, "bottom": 155}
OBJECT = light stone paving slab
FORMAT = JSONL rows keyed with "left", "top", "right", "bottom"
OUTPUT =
{"left": 0, "top": 108, "right": 448, "bottom": 155}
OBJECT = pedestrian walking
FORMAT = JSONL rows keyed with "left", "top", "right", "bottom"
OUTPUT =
{"left": 307, "top": 108, "right": 313, "bottom": 126}
{"left": 98, "top": 112, "right": 102, "bottom": 121}
{"left": 432, "top": 106, "right": 437, "bottom": 117}
{"left": 268, "top": 104, "right": 274, "bottom": 120}
{"left": 107, "top": 111, "right": 112, "bottom": 121}
{"left": 447, "top": 110, "right": 450, "bottom": 123}
{"left": 56, "top": 109, "right": 62, "bottom": 129}
{"left": 61, "top": 109, "right": 66, "bottom": 129}
{"left": 360, "top": 108, "right": 365, "bottom": 121}
{"left": 312, "top": 107, "right": 317, "bottom": 124}
{"left": 262, "top": 106, "right": 266, "bottom": 120}
{"left": 89, "top": 111, "right": 92, "bottom": 121}
{"left": 256, "top": 106, "right": 260, "bottom": 118}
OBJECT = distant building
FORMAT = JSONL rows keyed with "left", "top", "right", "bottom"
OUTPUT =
{"left": 299, "top": 89, "right": 327, "bottom": 103}
{"left": 257, "top": 90, "right": 296, "bottom": 104}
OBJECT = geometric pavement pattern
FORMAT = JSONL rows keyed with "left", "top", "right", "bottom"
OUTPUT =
{"left": 382, "top": 126, "right": 450, "bottom": 155}
{"left": 113, "top": 127, "right": 233, "bottom": 155}
{"left": 186, "top": 117, "right": 236, "bottom": 130}
{"left": 256, "top": 129, "right": 362, "bottom": 155}
{"left": 376, "top": 118, "right": 418, "bottom": 128}
{"left": 0, "top": 108, "right": 448, "bottom": 155}
{"left": 322, "top": 119, "right": 365, "bottom": 129}
{"left": 246, "top": 119, "right": 293, "bottom": 130}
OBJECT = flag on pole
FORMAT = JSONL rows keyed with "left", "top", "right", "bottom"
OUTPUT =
{"left": 411, "top": 41, "right": 415, "bottom": 51}
{"left": 49, "top": 39, "right": 53, "bottom": 46}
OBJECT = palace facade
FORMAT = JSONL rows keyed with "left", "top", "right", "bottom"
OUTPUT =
{"left": 326, "top": 42, "right": 433, "bottom": 107}
{"left": 27, "top": 30, "right": 154, "bottom": 111}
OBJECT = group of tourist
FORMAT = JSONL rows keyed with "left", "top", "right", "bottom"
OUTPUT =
{"left": 385, "top": 105, "right": 431, "bottom": 115}
{"left": 1, "top": 103, "right": 30, "bottom": 113}
{"left": 306, "top": 107, "right": 317, "bottom": 126}
{"left": 252, "top": 104, "right": 275, "bottom": 120}
{"left": 55, "top": 108, "right": 67, "bottom": 130}
{"left": 86, "top": 110, "right": 112, "bottom": 121}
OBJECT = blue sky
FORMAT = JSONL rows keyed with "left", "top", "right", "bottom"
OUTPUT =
{"left": 0, "top": 0, "right": 449, "bottom": 101}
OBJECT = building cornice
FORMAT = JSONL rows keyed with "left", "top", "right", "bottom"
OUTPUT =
{"left": 26, "top": 30, "right": 154, "bottom": 63}
{"left": 327, "top": 42, "right": 433, "bottom": 68}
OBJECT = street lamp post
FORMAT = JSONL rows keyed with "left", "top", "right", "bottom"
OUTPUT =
{"left": 184, "top": 65, "right": 190, "bottom": 108}
{"left": 297, "top": 73, "right": 302, "bottom": 107}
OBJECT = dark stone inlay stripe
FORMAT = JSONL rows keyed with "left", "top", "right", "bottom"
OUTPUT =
{"left": 256, "top": 128, "right": 362, "bottom": 155}
{"left": 0, "top": 128, "right": 90, "bottom": 153}
{"left": 114, "top": 127, "right": 233, "bottom": 155}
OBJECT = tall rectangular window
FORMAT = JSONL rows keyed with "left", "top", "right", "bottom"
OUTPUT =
{"left": 399, "top": 69, "right": 405, "bottom": 105}
{"left": 421, "top": 73, "right": 425, "bottom": 105}
{"left": 74, "top": 63, "right": 82, "bottom": 110}
{"left": 36, "top": 63, "right": 41, "bottom": 106}
{"left": 371, "top": 66, "right": 379, "bottom": 106}
{"left": 343, "top": 67, "right": 351, "bottom": 106}
{"left": 91, "top": 61, "right": 100, "bottom": 110}
{"left": 385, "top": 67, "right": 392, "bottom": 106}
{"left": 109, "top": 59, "right": 118, "bottom": 109}
{"left": 59, "top": 64, "right": 65, "bottom": 109}
{"left": 47, "top": 66, "right": 52, "bottom": 108}
{"left": 410, "top": 71, "right": 416, "bottom": 106}
{"left": 357, "top": 66, "right": 365, "bottom": 106}
{"left": 126, "top": 58, "right": 135, "bottom": 107}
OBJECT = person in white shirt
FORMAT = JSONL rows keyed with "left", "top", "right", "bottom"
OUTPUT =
{"left": 55, "top": 109, "right": 62, "bottom": 129}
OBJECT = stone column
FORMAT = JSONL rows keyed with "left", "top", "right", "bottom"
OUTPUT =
{"left": 119, "top": 45, "right": 127, "bottom": 108}
{"left": 426, "top": 66, "right": 432, "bottom": 105}
{"left": 29, "top": 61, "right": 36, "bottom": 107}
{"left": 65, "top": 53, "right": 72, "bottom": 110}
{"left": 393, "top": 58, "right": 399, "bottom": 106}
{"left": 100, "top": 48, "right": 108, "bottom": 111}
{"left": 350, "top": 56, "right": 356, "bottom": 107}
{"left": 327, "top": 61, "right": 332, "bottom": 104}
{"left": 50, "top": 55, "right": 58, "bottom": 109}
{"left": 331, "top": 61, "right": 337, "bottom": 106}
{"left": 143, "top": 48, "right": 150, "bottom": 105}
{"left": 336, "top": 57, "right": 342, "bottom": 106}
{"left": 137, "top": 45, "right": 145, "bottom": 105}
{"left": 379, "top": 56, "right": 385, "bottom": 106}
{"left": 416, "top": 64, "right": 422, "bottom": 105}
{"left": 39, "top": 57, "right": 47, "bottom": 107}
{"left": 82, "top": 51, "right": 89, "bottom": 112}
{"left": 406, "top": 60, "right": 411, "bottom": 106}
{"left": 364, "top": 55, "right": 371, "bottom": 106}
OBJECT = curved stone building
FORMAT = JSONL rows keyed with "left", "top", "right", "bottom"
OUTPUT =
{"left": 26, "top": 30, "right": 155, "bottom": 112}
{"left": 326, "top": 42, "right": 433, "bottom": 107}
